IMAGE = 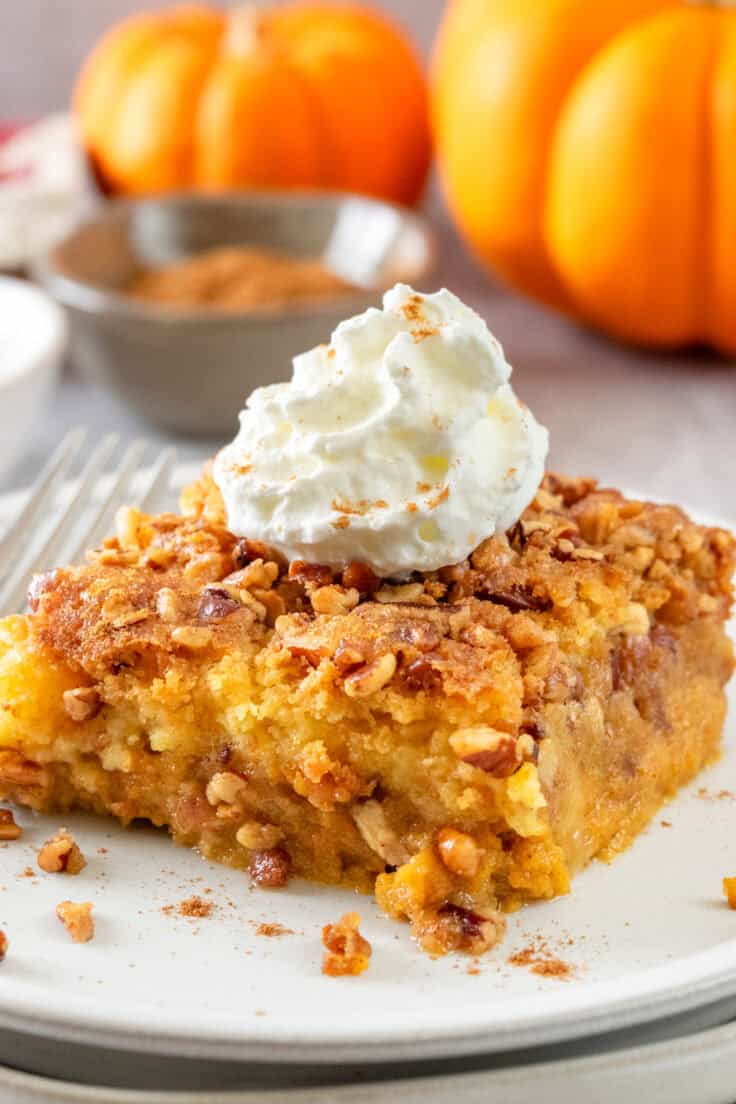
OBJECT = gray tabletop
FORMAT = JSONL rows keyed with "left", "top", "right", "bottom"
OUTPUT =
{"left": 3, "top": 201, "right": 736, "bottom": 523}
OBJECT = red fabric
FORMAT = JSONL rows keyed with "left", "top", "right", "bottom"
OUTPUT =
{"left": 0, "top": 122, "right": 34, "bottom": 183}
{"left": 0, "top": 122, "right": 27, "bottom": 144}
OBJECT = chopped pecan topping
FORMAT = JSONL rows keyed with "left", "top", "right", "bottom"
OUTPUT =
{"left": 0, "top": 808, "right": 22, "bottom": 841}
{"left": 392, "top": 622, "right": 442, "bottom": 652}
{"left": 322, "top": 911, "right": 372, "bottom": 977}
{"left": 171, "top": 625, "right": 213, "bottom": 650}
{"left": 232, "top": 538, "right": 281, "bottom": 570}
{"left": 249, "top": 847, "right": 291, "bottom": 888}
{"left": 375, "top": 582, "right": 425, "bottom": 604}
{"left": 342, "top": 561, "right": 380, "bottom": 594}
{"left": 198, "top": 587, "right": 241, "bottom": 621}
{"left": 343, "top": 653, "right": 397, "bottom": 697}
{"left": 506, "top": 520, "right": 527, "bottom": 551}
{"left": 418, "top": 903, "right": 506, "bottom": 956}
{"left": 400, "top": 657, "right": 442, "bottom": 693}
{"left": 352, "top": 800, "right": 409, "bottom": 867}
{"left": 0, "top": 751, "right": 48, "bottom": 789}
{"left": 38, "top": 829, "right": 87, "bottom": 875}
{"left": 173, "top": 792, "right": 211, "bottom": 835}
{"left": 0, "top": 930, "right": 7, "bottom": 961}
{"left": 236, "top": 821, "right": 284, "bottom": 850}
{"left": 288, "top": 561, "right": 333, "bottom": 590}
{"left": 436, "top": 828, "right": 481, "bottom": 877}
{"left": 63, "top": 686, "right": 101, "bottom": 723}
{"left": 333, "top": 639, "right": 370, "bottom": 674}
{"left": 483, "top": 584, "right": 552, "bottom": 613}
{"left": 286, "top": 643, "right": 327, "bottom": 668}
{"left": 155, "top": 587, "right": 184, "bottom": 622}
{"left": 311, "top": 585, "right": 360, "bottom": 615}
{"left": 449, "top": 726, "right": 536, "bottom": 777}
{"left": 205, "top": 771, "right": 248, "bottom": 807}
{"left": 56, "top": 900, "right": 95, "bottom": 943}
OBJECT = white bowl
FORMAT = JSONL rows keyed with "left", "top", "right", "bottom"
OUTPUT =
{"left": 0, "top": 276, "right": 66, "bottom": 484}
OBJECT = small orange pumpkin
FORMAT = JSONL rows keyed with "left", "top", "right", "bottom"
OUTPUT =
{"left": 433, "top": 0, "right": 736, "bottom": 353}
{"left": 75, "top": 3, "right": 431, "bottom": 206}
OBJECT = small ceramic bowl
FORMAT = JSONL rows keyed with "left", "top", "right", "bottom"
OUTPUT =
{"left": 0, "top": 276, "right": 66, "bottom": 484}
{"left": 36, "top": 192, "right": 436, "bottom": 438}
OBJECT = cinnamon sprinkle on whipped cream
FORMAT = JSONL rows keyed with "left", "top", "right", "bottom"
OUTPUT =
{"left": 214, "top": 285, "right": 548, "bottom": 577}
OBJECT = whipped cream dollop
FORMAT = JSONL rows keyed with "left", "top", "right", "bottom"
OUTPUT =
{"left": 214, "top": 284, "right": 548, "bottom": 578}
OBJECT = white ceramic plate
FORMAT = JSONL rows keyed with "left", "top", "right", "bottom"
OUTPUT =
{"left": 0, "top": 474, "right": 734, "bottom": 1066}
{"left": 3, "top": 1015, "right": 736, "bottom": 1104}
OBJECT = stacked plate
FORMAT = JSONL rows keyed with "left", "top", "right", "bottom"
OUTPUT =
{"left": 1, "top": 475, "right": 735, "bottom": 1104}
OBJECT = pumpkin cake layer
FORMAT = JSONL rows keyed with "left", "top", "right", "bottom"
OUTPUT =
{"left": 0, "top": 473, "right": 733, "bottom": 955}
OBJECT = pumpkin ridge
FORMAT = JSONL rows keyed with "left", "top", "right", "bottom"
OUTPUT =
{"left": 74, "top": 2, "right": 429, "bottom": 205}
{"left": 705, "top": 9, "right": 736, "bottom": 351}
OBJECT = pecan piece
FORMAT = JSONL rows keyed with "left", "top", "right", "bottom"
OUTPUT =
{"left": 352, "top": 800, "right": 409, "bottom": 867}
{"left": 342, "top": 561, "right": 380, "bottom": 594}
{"left": 236, "top": 821, "right": 284, "bottom": 850}
{"left": 198, "top": 587, "right": 241, "bottom": 621}
{"left": 343, "top": 653, "right": 397, "bottom": 697}
{"left": 171, "top": 625, "right": 213, "bottom": 650}
{"left": 288, "top": 561, "right": 333, "bottom": 590}
{"left": 436, "top": 828, "right": 481, "bottom": 877}
{"left": 400, "top": 657, "right": 442, "bottom": 693}
{"left": 333, "top": 639, "right": 370, "bottom": 674}
{"left": 156, "top": 587, "right": 184, "bottom": 622}
{"left": 311, "top": 585, "right": 360, "bottom": 615}
{"left": 63, "top": 687, "right": 101, "bottom": 723}
{"left": 233, "top": 538, "right": 271, "bottom": 569}
{"left": 0, "top": 808, "right": 22, "bottom": 841}
{"left": 205, "top": 771, "right": 248, "bottom": 807}
{"left": 374, "top": 582, "right": 425, "bottom": 604}
{"left": 249, "top": 847, "right": 291, "bottom": 888}
{"left": 418, "top": 903, "right": 506, "bottom": 956}
{"left": 322, "top": 912, "right": 372, "bottom": 977}
{"left": 37, "top": 829, "right": 87, "bottom": 875}
{"left": 449, "top": 726, "right": 536, "bottom": 778}
{"left": 56, "top": 900, "right": 94, "bottom": 943}
{"left": 286, "top": 643, "right": 327, "bottom": 668}
{"left": 439, "top": 903, "right": 501, "bottom": 945}
{"left": 483, "top": 584, "right": 552, "bottom": 613}
{"left": 0, "top": 751, "right": 48, "bottom": 789}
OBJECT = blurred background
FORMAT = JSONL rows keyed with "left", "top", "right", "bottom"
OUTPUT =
{"left": 2, "top": 1, "right": 443, "bottom": 114}
{"left": 1, "top": 0, "right": 734, "bottom": 517}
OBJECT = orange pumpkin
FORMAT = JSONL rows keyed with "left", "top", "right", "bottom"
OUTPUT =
{"left": 432, "top": 1, "right": 736, "bottom": 353}
{"left": 75, "top": 3, "right": 431, "bottom": 207}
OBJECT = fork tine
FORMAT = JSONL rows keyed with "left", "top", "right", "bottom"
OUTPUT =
{"left": 69, "top": 438, "right": 149, "bottom": 561}
{"left": 0, "top": 433, "right": 119, "bottom": 614}
{"left": 140, "top": 447, "right": 176, "bottom": 515}
{"left": 0, "top": 427, "right": 86, "bottom": 581}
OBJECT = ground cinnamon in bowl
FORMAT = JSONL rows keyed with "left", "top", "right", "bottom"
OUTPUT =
{"left": 127, "top": 245, "right": 356, "bottom": 313}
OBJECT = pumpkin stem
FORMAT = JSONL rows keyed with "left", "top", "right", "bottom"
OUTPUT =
{"left": 225, "top": 5, "right": 270, "bottom": 55}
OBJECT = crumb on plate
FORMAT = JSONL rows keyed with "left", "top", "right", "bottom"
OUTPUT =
{"left": 508, "top": 942, "right": 573, "bottom": 979}
{"left": 0, "top": 930, "right": 7, "bottom": 961}
{"left": 38, "top": 829, "right": 87, "bottom": 875}
{"left": 254, "top": 921, "right": 294, "bottom": 937}
{"left": 177, "top": 895, "right": 213, "bottom": 919}
{"left": 322, "top": 911, "right": 372, "bottom": 977}
{"left": 56, "top": 900, "right": 94, "bottom": 943}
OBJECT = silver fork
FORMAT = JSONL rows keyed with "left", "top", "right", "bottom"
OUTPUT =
{"left": 0, "top": 429, "right": 176, "bottom": 614}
